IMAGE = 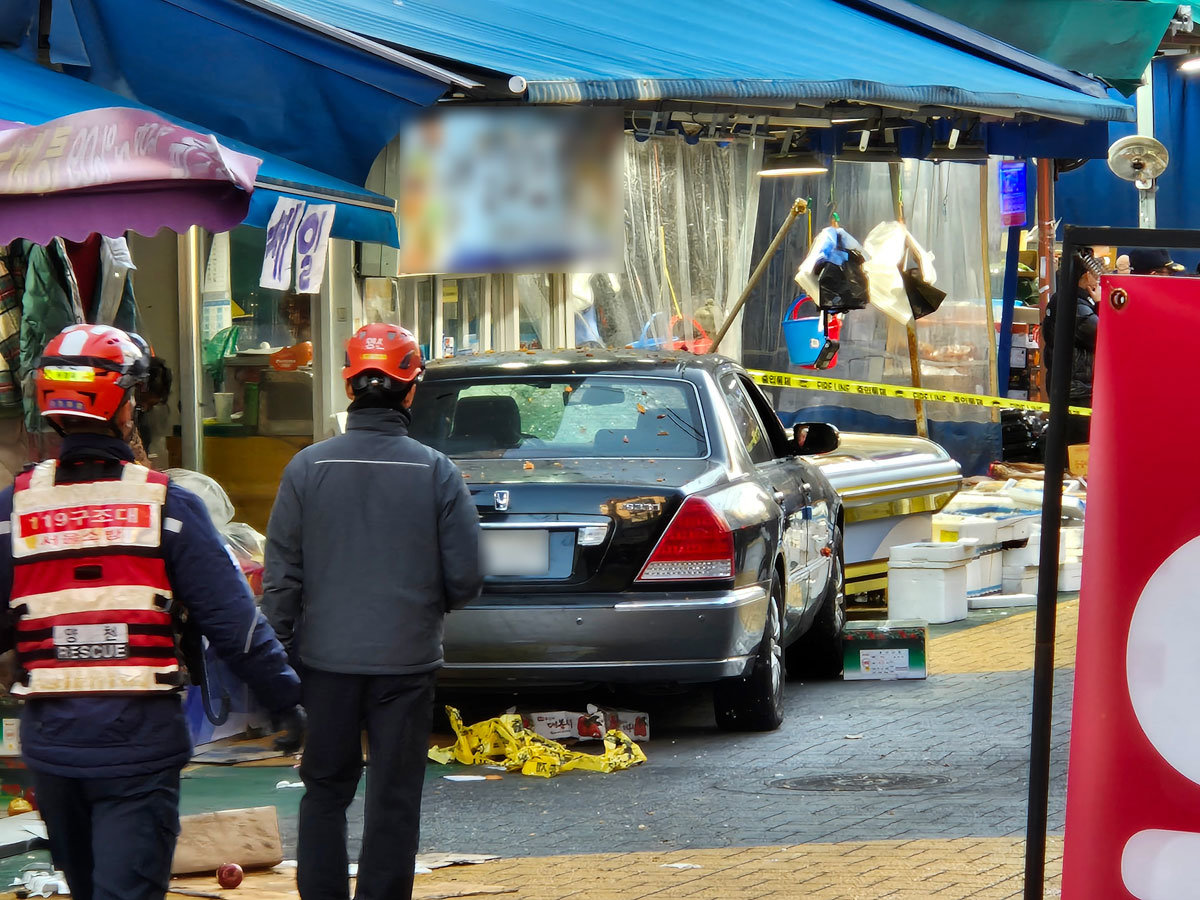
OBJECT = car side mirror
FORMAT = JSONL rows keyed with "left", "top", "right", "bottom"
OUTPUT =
{"left": 792, "top": 422, "right": 839, "bottom": 455}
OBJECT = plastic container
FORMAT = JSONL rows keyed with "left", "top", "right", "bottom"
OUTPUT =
{"left": 782, "top": 296, "right": 824, "bottom": 366}
{"left": 888, "top": 541, "right": 971, "bottom": 623}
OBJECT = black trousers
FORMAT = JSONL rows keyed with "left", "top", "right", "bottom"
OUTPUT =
{"left": 297, "top": 668, "right": 436, "bottom": 900}
{"left": 33, "top": 767, "right": 181, "bottom": 900}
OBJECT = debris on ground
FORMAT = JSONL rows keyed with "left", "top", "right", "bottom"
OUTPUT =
{"left": 172, "top": 806, "right": 283, "bottom": 875}
{"left": 7, "top": 862, "right": 67, "bottom": 897}
{"left": 428, "top": 707, "right": 646, "bottom": 777}
{"left": 514, "top": 704, "right": 649, "bottom": 742}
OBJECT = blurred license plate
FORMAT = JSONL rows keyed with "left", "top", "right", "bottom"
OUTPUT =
{"left": 482, "top": 529, "right": 550, "bottom": 576}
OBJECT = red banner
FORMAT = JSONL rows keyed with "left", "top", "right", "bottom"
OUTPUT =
{"left": 1063, "top": 275, "right": 1200, "bottom": 898}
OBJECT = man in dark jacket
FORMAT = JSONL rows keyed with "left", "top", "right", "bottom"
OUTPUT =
{"left": 1043, "top": 254, "right": 1100, "bottom": 446}
{"left": 263, "top": 323, "right": 481, "bottom": 900}
{"left": 0, "top": 324, "right": 302, "bottom": 900}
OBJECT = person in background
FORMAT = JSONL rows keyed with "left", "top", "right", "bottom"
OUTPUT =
{"left": 1042, "top": 252, "right": 1101, "bottom": 446}
{"left": 0, "top": 324, "right": 303, "bottom": 900}
{"left": 131, "top": 357, "right": 173, "bottom": 469}
{"left": 1127, "top": 248, "right": 1183, "bottom": 276}
{"left": 263, "top": 323, "right": 482, "bottom": 900}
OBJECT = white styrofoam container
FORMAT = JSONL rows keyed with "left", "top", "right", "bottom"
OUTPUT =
{"left": 1002, "top": 568, "right": 1039, "bottom": 595}
{"left": 966, "top": 550, "right": 1003, "bottom": 597}
{"left": 890, "top": 541, "right": 974, "bottom": 567}
{"left": 1058, "top": 560, "right": 1083, "bottom": 592}
{"left": 969, "top": 592, "right": 1037, "bottom": 610}
{"left": 1003, "top": 541, "right": 1040, "bottom": 569}
{"left": 889, "top": 541, "right": 970, "bottom": 623}
{"left": 1062, "top": 525, "right": 1085, "bottom": 551}
{"left": 932, "top": 514, "right": 999, "bottom": 547}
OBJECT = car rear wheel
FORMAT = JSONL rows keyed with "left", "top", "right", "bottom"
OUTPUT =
{"left": 787, "top": 525, "right": 845, "bottom": 679}
{"left": 713, "top": 577, "right": 785, "bottom": 732}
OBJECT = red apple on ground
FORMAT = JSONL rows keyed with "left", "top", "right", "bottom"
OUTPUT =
{"left": 216, "top": 863, "right": 243, "bottom": 889}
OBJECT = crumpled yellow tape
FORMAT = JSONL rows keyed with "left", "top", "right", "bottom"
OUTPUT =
{"left": 427, "top": 706, "right": 647, "bottom": 777}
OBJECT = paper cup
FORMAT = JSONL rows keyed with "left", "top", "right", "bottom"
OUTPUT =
{"left": 214, "top": 392, "right": 235, "bottom": 423}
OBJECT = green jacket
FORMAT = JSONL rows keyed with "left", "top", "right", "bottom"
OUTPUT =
{"left": 19, "top": 237, "right": 138, "bottom": 430}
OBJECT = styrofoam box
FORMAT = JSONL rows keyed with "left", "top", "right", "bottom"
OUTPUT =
{"left": 1004, "top": 542, "right": 1040, "bottom": 569}
{"left": 966, "top": 551, "right": 1003, "bottom": 597}
{"left": 889, "top": 542, "right": 970, "bottom": 624}
{"left": 1003, "top": 569, "right": 1039, "bottom": 594}
{"left": 970, "top": 592, "right": 1037, "bottom": 610}
{"left": 890, "top": 541, "right": 974, "bottom": 567}
{"left": 932, "top": 515, "right": 1000, "bottom": 547}
{"left": 1058, "top": 561, "right": 1083, "bottom": 592}
{"left": 1062, "top": 526, "right": 1085, "bottom": 551}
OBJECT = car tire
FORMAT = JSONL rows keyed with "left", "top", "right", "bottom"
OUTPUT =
{"left": 786, "top": 525, "right": 846, "bottom": 679}
{"left": 713, "top": 576, "right": 785, "bottom": 732}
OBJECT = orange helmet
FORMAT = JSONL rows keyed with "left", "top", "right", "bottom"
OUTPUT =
{"left": 342, "top": 323, "right": 424, "bottom": 398}
{"left": 35, "top": 324, "right": 150, "bottom": 423}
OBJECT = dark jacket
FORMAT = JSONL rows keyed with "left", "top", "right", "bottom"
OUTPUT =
{"left": 262, "top": 407, "right": 482, "bottom": 675}
{"left": 0, "top": 435, "right": 300, "bottom": 778}
{"left": 1043, "top": 287, "right": 1099, "bottom": 404}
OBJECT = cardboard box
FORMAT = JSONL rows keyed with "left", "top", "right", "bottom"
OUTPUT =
{"left": 843, "top": 620, "right": 928, "bottom": 681}
{"left": 0, "top": 717, "right": 19, "bottom": 757}
{"left": 519, "top": 706, "right": 649, "bottom": 742}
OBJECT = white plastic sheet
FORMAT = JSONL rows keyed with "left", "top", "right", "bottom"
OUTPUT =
{"left": 860, "top": 221, "right": 938, "bottom": 327}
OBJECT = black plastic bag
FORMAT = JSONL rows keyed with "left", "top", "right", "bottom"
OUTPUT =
{"left": 902, "top": 267, "right": 947, "bottom": 319}
{"left": 817, "top": 250, "right": 870, "bottom": 311}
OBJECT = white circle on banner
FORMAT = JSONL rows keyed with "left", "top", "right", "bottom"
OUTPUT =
{"left": 1128, "top": 535, "right": 1200, "bottom": 784}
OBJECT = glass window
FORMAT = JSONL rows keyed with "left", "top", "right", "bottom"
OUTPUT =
{"left": 441, "top": 276, "right": 485, "bottom": 355}
{"left": 516, "top": 274, "right": 553, "bottom": 350}
{"left": 721, "top": 373, "right": 773, "bottom": 464}
{"left": 410, "top": 375, "right": 707, "bottom": 459}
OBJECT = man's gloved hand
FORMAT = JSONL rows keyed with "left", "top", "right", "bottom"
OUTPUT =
{"left": 272, "top": 705, "right": 307, "bottom": 754}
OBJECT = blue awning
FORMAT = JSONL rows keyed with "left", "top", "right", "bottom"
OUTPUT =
{"left": 29, "top": 0, "right": 473, "bottom": 185}
{"left": 0, "top": 50, "right": 401, "bottom": 246}
{"left": 273, "top": 0, "right": 1134, "bottom": 125}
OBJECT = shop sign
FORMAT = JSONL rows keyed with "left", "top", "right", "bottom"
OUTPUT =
{"left": 0, "top": 107, "right": 257, "bottom": 197}
{"left": 295, "top": 204, "right": 335, "bottom": 294}
{"left": 260, "top": 197, "right": 305, "bottom": 290}
{"left": 1062, "top": 276, "right": 1200, "bottom": 899}
{"left": 998, "top": 161, "right": 1027, "bottom": 228}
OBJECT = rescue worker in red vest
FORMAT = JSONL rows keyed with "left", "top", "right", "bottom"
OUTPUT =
{"left": 263, "top": 323, "right": 481, "bottom": 900}
{"left": 0, "top": 324, "right": 303, "bottom": 900}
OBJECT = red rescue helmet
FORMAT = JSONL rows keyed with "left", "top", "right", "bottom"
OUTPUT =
{"left": 35, "top": 324, "right": 150, "bottom": 423}
{"left": 342, "top": 323, "right": 424, "bottom": 399}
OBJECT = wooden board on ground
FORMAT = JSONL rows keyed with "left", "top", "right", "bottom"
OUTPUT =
{"left": 170, "top": 869, "right": 514, "bottom": 899}
{"left": 172, "top": 806, "right": 283, "bottom": 875}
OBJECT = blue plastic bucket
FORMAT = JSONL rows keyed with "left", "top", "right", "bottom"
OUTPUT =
{"left": 782, "top": 296, "right": 823, "bottom": 366}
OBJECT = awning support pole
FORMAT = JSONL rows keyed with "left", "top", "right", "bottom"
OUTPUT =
{"left": 709, "top": 196, "right": 807, "bottom": 354}
{"left": 980, "top": 165, "right": 1000, "bottom": 423}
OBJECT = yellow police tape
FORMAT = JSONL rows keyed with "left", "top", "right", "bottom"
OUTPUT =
{"left": 428, "top": 706, "right": 647, "bottom": 778}
{"left": 746, "top": 369, "right": 1092, "bottom": 417}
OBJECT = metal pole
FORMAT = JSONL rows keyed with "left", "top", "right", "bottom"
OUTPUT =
{"left": 1035, "top": 160, "right": 1055, "bottom": 401}
{"left": 1136, "top": 62, "right": 1156, "bottom": 229}
{"left": 996, "top": 223, "right": 1022, "bottom": 395}
{"left": 980, "top": 166, "right": 1000, "bottom": 422}
{"left": 889, "top": 162, "right": 928, "bottom": 438}
{"left": 176, "top": 227, "right": 204, "bottom": 472}
{"left": 1023, "top": 230, "right": 1077, "bottom": 900}
{"left": 709, "top": 197, "right": 807, "bottom": 354}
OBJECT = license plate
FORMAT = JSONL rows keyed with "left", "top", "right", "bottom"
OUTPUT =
{"left": 482, "top": 529, "right": 550, "bottom": 576}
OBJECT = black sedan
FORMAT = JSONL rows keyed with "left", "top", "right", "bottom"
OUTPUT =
{"left": 408, "top": 349, "right": 845, "bottom": 731}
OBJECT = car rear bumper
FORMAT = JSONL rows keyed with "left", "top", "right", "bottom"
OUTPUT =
{"left": 440, "top": 584, "right": 770, "bottom": 687}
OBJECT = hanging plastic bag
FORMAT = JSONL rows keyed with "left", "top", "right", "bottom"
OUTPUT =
{"left": 795, "top": 226, "right": 869, "bottom": 312}
{"left": 861, "top": 222, "right": 940, "bottom": 326}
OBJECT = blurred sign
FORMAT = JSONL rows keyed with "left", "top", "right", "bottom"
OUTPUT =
{"left": 260, "top": 197, "right": 304, "bottom": 290}
{"left": 998, "top": 161, "right": 1027, "bottom": 228}
{"left": 397, "top": 107, "right": 622, "bottom": 274}
{"left": 1062, "top": 276, "right": 1200, "bottom": 899}
{"left": 295, "top": 204, "right": 335, "bottom": 294}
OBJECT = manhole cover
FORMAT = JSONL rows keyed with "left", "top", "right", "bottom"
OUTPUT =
{"left": 772, "top": 773, "right": 953, "bottom": 792}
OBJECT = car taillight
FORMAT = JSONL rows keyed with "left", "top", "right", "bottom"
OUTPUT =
{"left": 637, "top": 497, "right": 734, "bottom": 582}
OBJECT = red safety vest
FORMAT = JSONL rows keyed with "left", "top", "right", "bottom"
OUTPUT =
{"left": 9, "top": 460, "right": 182, "bottom": 697}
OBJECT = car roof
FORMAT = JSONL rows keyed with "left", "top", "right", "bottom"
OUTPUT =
{"left": 424, "top": 348, "right": 736, "bottom": 380}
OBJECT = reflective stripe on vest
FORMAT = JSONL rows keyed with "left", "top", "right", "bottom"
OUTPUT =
{"left": 10, "top": 461, "right": 180, "bottom": 697}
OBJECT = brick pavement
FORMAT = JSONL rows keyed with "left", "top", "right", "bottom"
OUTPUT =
{"left": 157, "top": 597, "right": 1079, "bottom": 899}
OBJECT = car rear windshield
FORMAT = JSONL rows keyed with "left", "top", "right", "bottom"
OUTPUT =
{"left": 410, "top": 375, "right": 708, "bottom": 459}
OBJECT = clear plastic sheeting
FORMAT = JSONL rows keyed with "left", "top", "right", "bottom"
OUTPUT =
{"left": 591, "top": 135, "right": 763, "bottom": 360}
{"left": 745, "top": 158, "right": 1004, "bottom": 428}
